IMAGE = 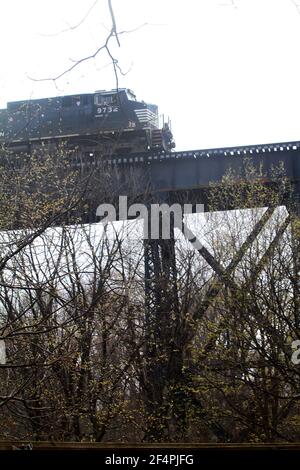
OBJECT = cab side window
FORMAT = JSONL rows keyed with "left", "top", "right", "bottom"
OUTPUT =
{"left": 94, "top": 94, "right": 117, "bottom": 106}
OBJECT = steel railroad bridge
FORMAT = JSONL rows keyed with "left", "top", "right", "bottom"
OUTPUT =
{"left": 74, "top": 138, "right": 300, "bottom": 215}
{"left": 6, "top": 137, "right": 300, "bottom": 333}
{"left": 75, "top": 138, "right": 300, "bottom": 337}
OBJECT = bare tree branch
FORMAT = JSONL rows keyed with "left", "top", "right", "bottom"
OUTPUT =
{"left": 108, "top": 0, "right": 120, "bottom": 47}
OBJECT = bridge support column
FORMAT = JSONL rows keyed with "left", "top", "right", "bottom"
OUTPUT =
{"left": 142, "top": 198, "right": 185, "bottom": 441}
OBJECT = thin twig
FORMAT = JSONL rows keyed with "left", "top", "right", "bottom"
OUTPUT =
{"left": 291, "top": 0, "right": 300, "bottom": 14}
{"left": 39, "top": 0, "right": 99, "bottom": 37}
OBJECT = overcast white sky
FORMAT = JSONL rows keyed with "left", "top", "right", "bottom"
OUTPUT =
{"left": 1, "top": 0, "right": 300, "bottom": 150}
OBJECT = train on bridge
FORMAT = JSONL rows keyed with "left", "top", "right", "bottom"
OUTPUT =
{"left": 0, "top": 88, "right": 175, "bottom": 156}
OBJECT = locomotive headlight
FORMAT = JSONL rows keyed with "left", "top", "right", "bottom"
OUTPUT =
{"left": 128, "top": 121, "right": 136, "bottom": 128}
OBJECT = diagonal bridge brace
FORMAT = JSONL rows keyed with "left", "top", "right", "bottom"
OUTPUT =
{"left": 182, "top": 208, "right": 292, "bottom": 352}
{"left": 181, "top": 206, "right": 276, "bottom": 318}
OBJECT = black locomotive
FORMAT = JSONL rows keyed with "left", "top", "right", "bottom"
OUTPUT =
{"left": 0, "top": 88, "right": 175, "bottom": 156}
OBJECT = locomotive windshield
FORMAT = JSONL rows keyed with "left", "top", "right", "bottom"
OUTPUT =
{"left": 126, "top": 89, "right": 136, "bottom": 101}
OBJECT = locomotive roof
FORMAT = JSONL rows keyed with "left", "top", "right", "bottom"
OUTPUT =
{"left": 6, "top": 94, "right": 91, "bottom": 110}
{"left": 5, "top": 88, "right": 136, "bottom": 110}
